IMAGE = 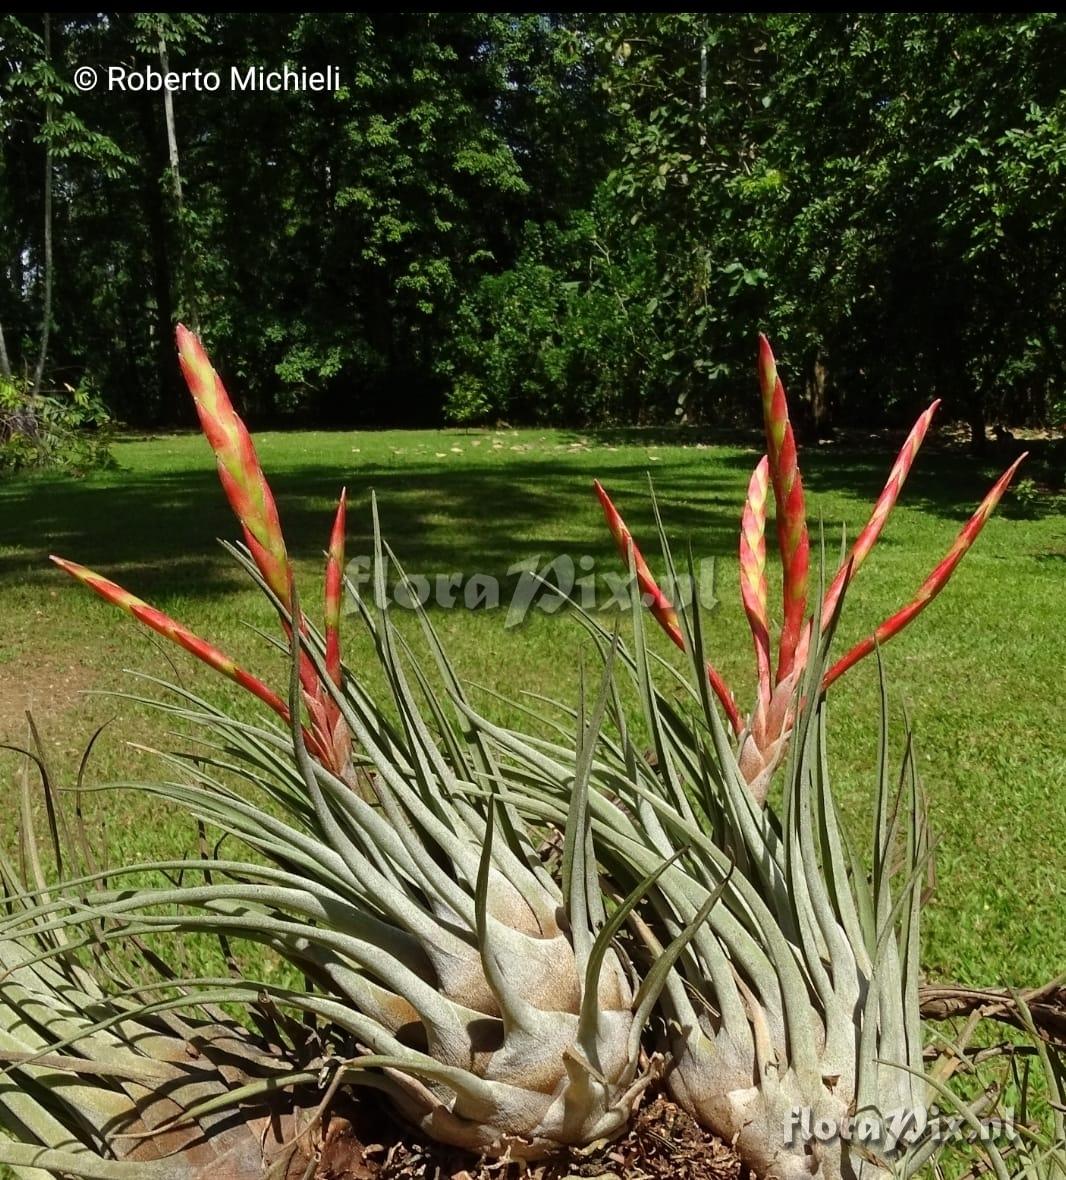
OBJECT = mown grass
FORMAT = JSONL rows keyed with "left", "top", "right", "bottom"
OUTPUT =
{"left": 0, "top": 425, "right": 1062, "bottom": 990}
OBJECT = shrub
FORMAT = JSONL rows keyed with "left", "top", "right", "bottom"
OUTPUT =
{"left": 440, "top": 215, "right": 673, "bottom": 425}
{"left": 0, "top": 373, "right": 113, "bottom": 476}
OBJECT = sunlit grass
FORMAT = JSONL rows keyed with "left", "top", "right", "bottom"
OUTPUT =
{"left": 1, "top": 425, "right": 1062, "bottom": 988}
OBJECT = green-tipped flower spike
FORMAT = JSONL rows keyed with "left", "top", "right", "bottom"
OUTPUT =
{"left": 823, "top": 451, "right": 1027, "bottom": 688}
{"left": 594, "top": 479, "right": 742, "bottom": 734}
{"left": 50, "top": 547, "right": 353, "bottom": 783}
{"left": 737, "top": 455, "right": 791, "bottom": 803}
{"left": 175, "top": 327, "right": 357, "bottom": 782}
{"left": 315, "top": 488, "right": 355, "bottom": 784}
{"left": 821, "top": 399, "right": 941, "bottom": 625}
{"left": 49, "top": 556, "right": 290, "bottom": 723}
{"left": 594, "top": 479, "right": 682, "bottom": 642}
{"left": 740, "top": 456, "right": 772, "bottom": 709}
{"left": 50, "top": 547, "right": 359, "bottom": 779}
{"left": 176, "top": 324, "right": 292, "bottom": 610}
{"left": 53, "top": 329, "right": 361, "bottom": 786}
{"left": 324, "top": 489, "right": 347, "bottom": 689}
{"left": 176, "top": 324, "right": 320, "bottom": 701}
{"left": 757, "top": 334, "right": 810, "bottom": 686}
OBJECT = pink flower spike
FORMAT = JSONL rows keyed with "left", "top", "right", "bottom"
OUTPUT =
{"left": 50, "top": 555, "right": 291, "bottom": 723}
{"left": 757, "top": 335, "right": 810, "bottom": 686}
{"left": 175, "top": 324, "right": 319, "bottom": 697}
{"left": 822, "top": 452, "right": 1027, "bottom": 688}
{"left": 594, "top": 480, "right": 683, "bottom": 644}
{"left": 821, "top": 400, "right": 941, "bottom": 627}
{"left": 594, "top": 480, "right": 742, "bottom": 734}
{"left": 325, "top": 489, "right": 347, "bottom": 689}
{"left": 175, "top": 325, "right": 292, "bottom": 607}
{"left": 740, "top": 456, "right": 772, "bottom": 710}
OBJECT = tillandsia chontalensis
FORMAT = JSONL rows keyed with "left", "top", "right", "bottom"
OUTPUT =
{"left": 464, "top": 559, "right": 942, "bottom": 1180}
{"left": 22, "top": 324, "right": 1040, "bottom": 1180}
{"left": 0, "top": 728, "right": 325, "bottom": 1180}
{"left": 36, "top": 327, "right": 701, "bottom": 1162}
{"left": 595, "top": 335, "right": 1026, "bottom": 802}
{"left": 4, "top": 591, "right": 670, "bottom": 1160}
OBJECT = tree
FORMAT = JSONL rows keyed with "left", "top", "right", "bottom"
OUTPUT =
{"left": 1, "top": 13, "right": 1062, "bottom": 431}
{"left": 1, "top": 14, "right": 129, "bottom": 393}
{"left": 495, "top": 13, "right": 1065, "bottom": 435}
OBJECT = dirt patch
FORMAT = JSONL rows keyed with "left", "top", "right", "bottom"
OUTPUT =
{"left": 0, "top": 650, "right": 98, "bottom": 743}
{"left": 310, "top": 1089, "right": 741, "bottom": 1180}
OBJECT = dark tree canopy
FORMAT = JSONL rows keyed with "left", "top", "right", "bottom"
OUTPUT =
{"left": 2, "top": 13, "right": 1064, "bottom": 440}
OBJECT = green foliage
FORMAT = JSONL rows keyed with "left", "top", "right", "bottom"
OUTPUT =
{"left": 446, "top": 14, "right": 1066, "bottom": 431}
{"left": 2, "top": 15, "right": 132, "bottom": 177}
{"left": 0, "top": 373, "right": 112, "bottom": 475}
{"left": 2, "top": 14, "right": 1065, "bottom": 430}
{"left": 442, "top": 215, "right": 670, "bottom": 424}
{"left": 1, "top": 14, "right": 607, "bottom": 422}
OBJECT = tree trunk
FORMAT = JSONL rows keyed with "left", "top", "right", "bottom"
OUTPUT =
{"left": 0, "top": 320, "right": 11, "bottom": 380}
{"left": 159, "top": 30, "right": 199, "bottom": 333}
{"left": 159, "top": 37, "right": 184, "bottom": 207}
{"left": 31, "top": 13, "right": 54, "bottom": 395}
{"left": 698, "top": 41, "right": 707, "bottom": 148}
{"left": 137, "top": 94, "right": 186, "bottom": 424}
{"left": 1039, "top": 325, "right": 1065, "bottom": 418}
{"left": 968, "top": 399, "right": 988, "bottom": 455}
{"left": 805, "top": 351, "right": 830, "bottom": 438}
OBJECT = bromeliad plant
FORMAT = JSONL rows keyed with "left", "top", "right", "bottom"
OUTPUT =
{"left": 0, "top": 733, "right": 322, "bottom": 1180}
{"left": 484, "top": 579, "right": 1066, "bottom": 1178}
{"left": 13, "top": 324, "right": 1038, "bottom": 1180}
{"left": 30, "top": 327, "right": 697, "bottom": 1162}
{"left": 3, "top": 584, "right": 667, "bottom": 1160}
{"left": 595, "top": 335, "right": 1026, "bottom": 801}
{"left": 465, "top": 566, "right": 938, "bottom": 1180}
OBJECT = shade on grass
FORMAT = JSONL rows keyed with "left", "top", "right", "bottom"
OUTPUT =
{"left": 0, "top": 425, "right": 1061, "bottom": 987}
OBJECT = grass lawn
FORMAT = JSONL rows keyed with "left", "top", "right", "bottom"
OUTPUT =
{"left": 0, "top": 425, "right": 1062, "bottom": 989}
